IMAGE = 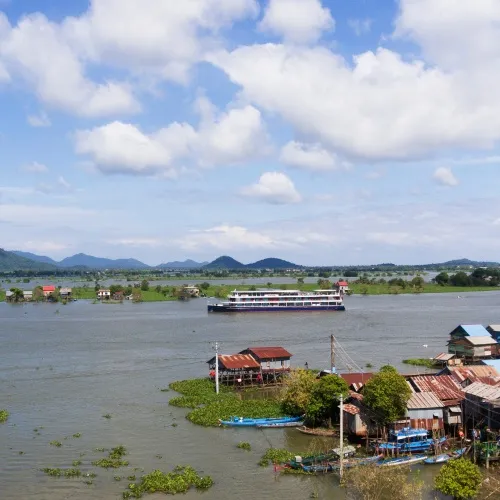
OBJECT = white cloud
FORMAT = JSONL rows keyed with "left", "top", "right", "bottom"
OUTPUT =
{"left": 241, "top": 171, "right": 301, "bottom": 204}
{"left": 347, "top": 18, "right": 372, "bottom": 36}
{"left": 57, "top": 176, "right": 72, "bottom": 190}
{"left": 433, "top": 167, "right": 459, "bottom": 187}
{"left": 22, "top": 161, "right": 48, "bottom": 173}
{"left": 74, "top": 100, "right": 268, "bottom": 175}
{"left": 259, "top": 0, "right": 334, "bottom": 44}
{"left": 27, "top": 111, "right": 51, "bottom": 127}
{"left": 0, "top": 13, "right": 138, "bottom": 117}
{"left": 280, "top": 141, "right": 342, "bottom": 171}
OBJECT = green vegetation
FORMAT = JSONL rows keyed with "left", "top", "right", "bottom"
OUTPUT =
{"left": 362, "top": 366, "right": 412, "bottom": 426}
{"left": 72, "top": 432, "right": 82, "bottom": 438}
{"left": 169, "top": 378, "right": 283, "bottom": 427}
{"left": 434, "top": 458, "right": 482, "bottom": 500}
{"left": 258, "top": 448, "right": 295, "bottom": 467}
{"left": 123, "top": 466, "right": 214, "bottom": 499}
{"left": 237, "top": 442, "right": 251, "bottom": 451}
{"left": 0, "top": 410, "right": 9, "bottom": 423}
{"left": 92, "top": 445, "right": 129, "bottom": 469}
{"left": 49, "top": 440, "right": 62, "bottom": 447}
{"left": 344, "top": 464, "right": 424, "bottom": 500}
{"left": 41, "top": 468, "right": 82, "bottom": 478}
{"left": 402, "top": 358, "right": 436, "bottom": 368}
{"left": 72, "top": 460, "right": 82, "bottom": 467}
{"left": 102, "top": 413, "right": 112, "bottom": 419}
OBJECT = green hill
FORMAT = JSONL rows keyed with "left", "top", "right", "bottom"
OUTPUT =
{"left": 204, "top": 255, "right": 246, "bottom": 269}
{"left": 246, "top": 257, "right": 300, "bottom": 269}
{"left": 0, "top": 249, "right": 57, "bottom": 272}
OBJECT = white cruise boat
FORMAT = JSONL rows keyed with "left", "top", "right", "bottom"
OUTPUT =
{"left": 207, "top": 289, "right": 345, "bottom": 313}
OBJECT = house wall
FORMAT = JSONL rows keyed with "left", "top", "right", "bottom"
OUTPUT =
{"left": 260, "top": 360, "right": 290, "bottom": 370}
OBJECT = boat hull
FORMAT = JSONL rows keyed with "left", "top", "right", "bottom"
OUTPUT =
{"left": 257, "top": 421, "right": 304, "bottom": 428}
{"left": 219, "top": 416, "right": 302, "bottom": 427}
{"left": 208, "top": 304, "right": 346, "bottom": 313}
{"left": 378, "top": 454, "right": 427, "bottom": 467}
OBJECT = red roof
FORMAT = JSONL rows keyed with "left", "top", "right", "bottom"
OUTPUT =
{"left": 448, "top": 366, "right": 500, "bottom": 386}
{"left": 242, "top": 347, "right": 292, "bottom": 360}
{"left": 407, "top": 375, "right": 464, "bottom": 403}
{"left": 217, "top": 354, "right": 260, "bottom": 370}
{"left": 340, "top": 373, "right": 373, "bottom": 391}
{"left": 337, "top": 281, "right": 349, "bottom": 286}
{"left": 343, "top": 403, "right": 360, "bottom": 415}
{"left": 42, "top": 285, "right": 55, "bottom": 292}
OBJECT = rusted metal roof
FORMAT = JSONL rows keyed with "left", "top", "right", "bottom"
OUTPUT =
{"left": 433, "top": 353, "right": 455, "bottom": 362}
{"left": 408, "top": 375, "right": 463, "bottom": 402}
{"left": 217, "top": 354, "right": 260, "bottom": 370}
{"left": 407, "top": 391, "right": 444, "bottom": 409}
{"left": 464, "top": 382, "right": 500, "bottom": 401}
{"left": 242, "top": 347, "right": 292, "bottom": 360}
{"left": 343, "top": 404, "right": 360, "bottom": 415}
{"left": 340, "top": 373, "right": 373, "bottom": 391}
{"left": 448, "top": 366, "right": 500, "bottom": 386}
{"left": 42, "top": 285, "right": 55, "bottom": 292}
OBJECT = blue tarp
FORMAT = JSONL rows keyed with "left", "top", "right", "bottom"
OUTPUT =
{"left": 454, "top": 325, "right": 490, "bottom": 337}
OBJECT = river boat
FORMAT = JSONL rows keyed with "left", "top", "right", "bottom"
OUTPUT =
{"left": 300, "top": 454, "right": 384, "bottom": 473}
{"left": 257, "top": 421, "right": 304, "bottom": 428}
{"left": 287, "top": 446, "right": 356, "bottom": 469}
{"left": 218, "top": 415, "right": 302, "bottom": 427}
{"left": 207, "top": 289, "right": 345, "bottom": 313}
{"left": 377, "top": 454, "right": 427, "bottom": 467}
{"left": 423, "top": 447, "right": 468, "bottom": 464}
{"left": 375, "top": 427, "right": 447, "bottom": 453}
{"left": 296, "top": 426, "right": 337, "bottom": 437}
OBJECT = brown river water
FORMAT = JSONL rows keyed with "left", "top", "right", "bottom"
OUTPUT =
{"left": 1, "top": 291, "right": 499, "bottom": 499}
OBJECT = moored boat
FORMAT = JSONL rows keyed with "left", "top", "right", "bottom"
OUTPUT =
{"left": 300, "top": 454, "right": 384, "bottom": 473}
{"left": 377, "top": 454, "right": 427, "bottom": 467}
{"left": 374, "top": 427, "right": 447, "bottom": 453}
{"left": 296, "top": 426, "right": 337, "bottom": 437}
{"left": 218, "top": 415, "right": 302, "bottom": 427}
{"left": 257, "top": 421, "right": 304, "bottom": 428}
{"left": 208, "top": 289, "right": 345, "bottom": 313}
{"left": 424, "top": 447, "right": 468, "bottom": 464}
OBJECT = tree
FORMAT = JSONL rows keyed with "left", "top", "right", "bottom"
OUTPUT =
{"left": 155, "top": 284, "right": 162, "bottom": 293}
{"left": 8, "top": 288, "right": 23, "bottom": 302}
{"left": 434, "top": 458, "right": 482, "bottom": 500}
{"left": 280, "top": 369, "right": 318, "bottom": 416}
{"left": 110, "top": 284, "right": 124, "bottom": 294}
{"left": 33, "top": 286, "right": 44, "bottom": 302}
{"left": 199, "top": 282, "right": 210, "bottom": 291}
{"left": 449, "top": 272, "right": 470, "bottom": 287}
{"left": 132, "top": 289, "right": 143, "bottom": 302}
{"left": 318, "top": 270, "right": 331, "bottom": 278}
{"left": 434, "top": 271, "right": 449, "bottom": 286}
{"left": 140, "top": 279, "right": 149, "bottom": 291}
{"left": 297, "top": 277, "right": 304, "bottom": 285}
{"left": 411, "top": 276, "right": 424, "bottom": 288}
{"left": 363, "top": 366, "right": 412, "bottom": 426}
{"left": 266, "top": 282, "right": 272, "bottom": 288}
{"left": 344, "top": 464, "right": 423, "bottom": 500}
{"left": 306, "top": 375, "right": 349, "bottom": 426}
{"left": 317, "top": 279, "right": 331, "bottom": 289}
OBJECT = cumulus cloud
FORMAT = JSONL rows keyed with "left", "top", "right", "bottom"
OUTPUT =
{"left": 74, "top": 100, "right": 268, "bottom": 175}
{"left": 347, "top": 18, "right": 372, "bottom": 36}
{"left": 22, "top": 161, "right": 48, "bottom": 173}
{"left": 259, "top": 0, "right": 334, "bottom": 44}
{"left": 433, "top": 167, "right": 459, "bottom": 187}
{"left": 280, "top": 141, "right": 342, "bottom": 171}
{"left": 241, "top": 171, "right": 301, "bottom": 204}
{"left": 27, "top": 111, "right": 51, "bottom": 127}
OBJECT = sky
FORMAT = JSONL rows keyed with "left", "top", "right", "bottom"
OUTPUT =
{"left": 1, "top": 0, "right": 500, "bottom": 266}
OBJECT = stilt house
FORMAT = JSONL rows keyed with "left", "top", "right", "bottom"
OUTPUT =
{"left": 207, "top": 354, "right": 260, "bottom": 386}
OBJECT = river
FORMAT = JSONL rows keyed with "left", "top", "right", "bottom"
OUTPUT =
{"left": 1, "top": 291, "right": 499, "bottom": 499}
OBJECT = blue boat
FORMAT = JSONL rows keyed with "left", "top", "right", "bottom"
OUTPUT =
{"left": 218, "top": 415, "right": 302, "bottom": 427}
{"left": 375, "top": 427, "right": 447, "bottom": 453}
{"left": 377, "top": 454, "right": 427, "bottom": 467}
{"left": 301, "top": 454, "right": 383, "bottom": 473}
{"left": 424, "top": 447, "right": 468, "bottom": 464}
{"left": 256, "top": 421, "right": 304, "bottom": 428}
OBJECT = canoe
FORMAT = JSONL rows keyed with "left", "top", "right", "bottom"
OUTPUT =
{"left": 218, "top": 415, "right": 302, "bottom": 427}
{"left": 296, "top": 426, "right": 336, "bottom": 437}
{"left": 301, "top": 454, "right": 384, "bottom": 473}
{"left": 257, "top": 421, "right": 304, "bottom": 428}
{"left": 378, "top": 454, "right": 427, "bottom": 467}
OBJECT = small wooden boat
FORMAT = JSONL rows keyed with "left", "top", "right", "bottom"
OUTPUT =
{"left": 424, "top": 447, "right": 468, "bottom": 465}
{"left": 296, "top": 426, "right": 336, "bottom": 437}
{"left": 300, "top": 454, "right": 384, "bottom": 473}
{"left": 218, "top": 415, "right": 302, "bottom": 427}
{"left": 257, "top": 421, "right": 304, "bottom": 428}
{"left": 377, "top": 454, "right": 427, "bottom": 467}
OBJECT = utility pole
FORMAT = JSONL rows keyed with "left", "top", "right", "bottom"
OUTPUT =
{"left": 339, "top": 393, "right": 344, "bottom": 479}
{"left": 215, "top": 341, "right": 219, "bottom": 394}
{"left": 330, "top": 334, "right": 335, "bottom": 374}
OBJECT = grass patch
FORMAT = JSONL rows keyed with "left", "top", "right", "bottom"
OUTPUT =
{"left": 72, "top": 460, "right": 82, "bottom": 467}
{"left": 237, "top": 442, "right": 251, "bottom": 451}
{"left": 402, "top": 358, "right": 436, "bottom": 368}
{"left": 258, "top": 448, "right": 295, "bottom": 467}
{"left": 102, "top": 413, "right": 112, "bottom": 419}
{"left": 122, "top": 466, "right": 214, "bottom": 499}
{"left": 92, "top": 445, "right": 129, "bottom": 469}
{"left": 49, "top": 440, "right": 62, "bottom": 447}
{"left": 42, "top": 468, "right": 81, "bottom": 477}
{"left": 170, "top": 378, "right": 283, "bottom": 427}
{"left": 0, "top": 410, "right": 9, "bottom": 423}
{"left": 72, "top": 433, "right": 82, "bottom": 438}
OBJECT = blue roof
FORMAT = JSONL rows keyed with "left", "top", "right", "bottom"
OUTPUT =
{"left": 458, "top": 325, "right": 490, "bottom": 337}
{"left": 482, "top": 360, "right": 500, "bottom": 371}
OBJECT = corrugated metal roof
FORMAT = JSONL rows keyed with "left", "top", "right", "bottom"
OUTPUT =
{"left": 243, "top": 347, "right": 292, "bottom": 359}
{"left": 407, "top": 391, "right": 444, "bottom": 409}
{"left": 60, "top": 287, "right": 72, "bottom": 293}
{"left": 340, "top": 373, "right": 373, "bottom": 390}
{"left": 464, "top": 382, "right": 500, "bottom": 401}
{"left": 451, "top": 325, "right": 490, "bottom": 337}
{"left": 482, "top": 360, "right": 500, "bottom": 371}
{"left": 218, "top": 354, "right": 260, "bottom": 370}
{"left": 408, "top": 375, "right": 463, "bottom": 402}
{"left": 343, "top": 404, "right": 360, "bottom": 415}
{"left": 448, "top": 366, "right": 500, "bottom": 386}
{"left": 462, "top": 336, "right": 498, "bottom": 346}
{"left": 433, "top": 353, "right": 455, "bottom": 361}
{"left": 42, "top": 285, "right": 55, "bottom": 292}
{"left": 487, "top": 325, "right": 500, "bottom": 332}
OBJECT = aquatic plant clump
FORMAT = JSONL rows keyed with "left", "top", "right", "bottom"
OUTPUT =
{"left": 258, "top": 448, "right": 295, "bottom": 467}
{"left": 122, "top": 466, "right": 214, "bottom": 499}
{"left": 92, "top": 445, "right": 129, "bottom": 469}
{"left": 49, "top": 440, "right": 62, "bottom": 447}
{"left": 41, "top": 468, "right": 81, "bottom": 477}
{"left": 0, "top": 410, "right": 9, "bottom": 423}
{"left": 237, "top": 442, "right": 251, "bottom": 451}
{"left": 402, "top": 358, "right": 436, "bottom": 368}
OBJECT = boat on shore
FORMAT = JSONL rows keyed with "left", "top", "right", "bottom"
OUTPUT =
{"left": 424, "top": 447, "right": 468, "bottom": 464}
{"left": 257, "top": 421, "right": 304, "bottom": 428}
{"left": 377, "top": 454, "right": 427, "bottom": 467}
{"left": 208, "top": 289, "right": 345, "bottom": 313}
{"left": 296, "top": 426, "right": 337, "bottom": 437}
{"left": 218, "top": 415, "right": 302, "bottom": 427}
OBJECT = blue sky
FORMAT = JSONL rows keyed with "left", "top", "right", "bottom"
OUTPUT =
{"left": 1, "top": 0, "right": 500, "bottom": 266}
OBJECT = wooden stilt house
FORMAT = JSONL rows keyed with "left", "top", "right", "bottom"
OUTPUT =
{"left": 207, "top": 354, "right": 260, "bottom": 386}
{"left": 239, "top": 347, "right": 292, "bottom": 384}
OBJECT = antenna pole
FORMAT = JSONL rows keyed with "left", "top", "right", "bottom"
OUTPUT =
{"left": 215, "top": 341, "right": 219, "bottom": 394}
{"left": 331, "top": 334, "right": 335, "bottom": 373}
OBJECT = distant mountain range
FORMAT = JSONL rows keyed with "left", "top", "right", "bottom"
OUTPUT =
{"left": 1, "top": 250, "right": 498, "bottom": 272}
